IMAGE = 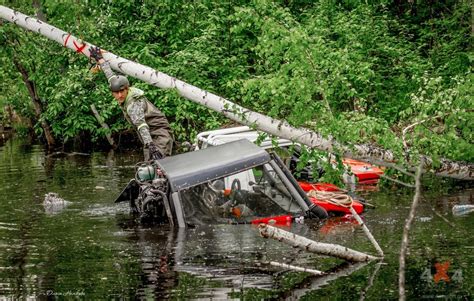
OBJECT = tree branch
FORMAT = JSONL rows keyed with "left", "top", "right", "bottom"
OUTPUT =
{"left": 380, "top": 174, "right": 415, "bottom": 188}
{"left": 399, "top": 161, "right": 423, "bottom": 301}
{"left": 259, "top": 224, "right": 379, "bottom": 262}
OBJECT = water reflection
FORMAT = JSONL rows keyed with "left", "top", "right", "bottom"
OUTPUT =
{"left": 0, "top": 138, "right": 472, "bottom": 300}
{"left": 115, "top": 221, "right": 284, "bottom": 299}
{"left": 284, "top": 261, "right": 370, "bottom": 300}
{"left": 113, "top": 216, "right": 377, "bottom": 300}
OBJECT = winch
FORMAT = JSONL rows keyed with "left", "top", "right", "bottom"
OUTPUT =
{"left": 132, "top": 161, "right": 171, "bottom": 224}
{"left": 136, "top": 163, "right": 156, "bottom": 182}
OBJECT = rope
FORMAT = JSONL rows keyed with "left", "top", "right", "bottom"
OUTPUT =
{"left": 308, "top": 189, "right": 384, "bottom": 257}
{"left": 307, "top": 190, "right": 354, "bottom": 208}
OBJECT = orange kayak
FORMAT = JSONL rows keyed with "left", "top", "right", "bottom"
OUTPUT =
{"left": 343, "top": 159, "right": 384, "bottom": 184}
{"left": 298, "top": 181, "right": 364, "bottom": 215}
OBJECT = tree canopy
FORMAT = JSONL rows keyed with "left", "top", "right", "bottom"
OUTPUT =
{"left": 1, "top": 0, "right": 472, "bottom": 167}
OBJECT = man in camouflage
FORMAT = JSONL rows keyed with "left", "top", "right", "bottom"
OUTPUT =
{"left": 89, "top": 46, "right": 173, "bottom": 160}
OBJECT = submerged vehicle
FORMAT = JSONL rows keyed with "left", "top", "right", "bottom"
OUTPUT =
{"left": 194, "top": 126, "right": 376, "bottom": 215}
{"left": 195, "top": 126, "right": 384, "bottom": 186}
{"left": 115, "top": 139, "right": 328, "bottom": 226}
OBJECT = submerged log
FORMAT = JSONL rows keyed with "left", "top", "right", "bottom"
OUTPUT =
{"left": 0, "top": 5, "right": 472, "bottom": 180}
{"left": 259, "top": 224, "right": 379, "bottom": 262}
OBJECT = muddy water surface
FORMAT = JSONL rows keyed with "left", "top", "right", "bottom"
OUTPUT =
{"left": 0, "top": 138, "right": 472, "bottom": 300}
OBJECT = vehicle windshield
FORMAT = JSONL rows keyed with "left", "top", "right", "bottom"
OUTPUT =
{"left": 179, "top": 163, "right": 304, "bottom": 225}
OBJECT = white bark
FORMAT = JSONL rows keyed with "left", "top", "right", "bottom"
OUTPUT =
{"left": 349, "top": 206, "right": 384, "bottom": 258}
{"left": 398, "top": 163, "right": 423, "bottom": 301}
{"left": 1, "top": 5, "right": 472, "bottom": 180}
{"left": 259, "top": 224, "right": 379, "bottom": 262}
{"left": 306, "top": 190, "right": 384, "bottom": 257}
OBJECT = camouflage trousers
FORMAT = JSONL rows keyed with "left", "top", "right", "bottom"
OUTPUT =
{"left": 143, "top": 128, "right": 174, "bottom": 160}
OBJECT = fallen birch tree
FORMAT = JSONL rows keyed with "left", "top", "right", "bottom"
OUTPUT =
{"left": 349, "top": 206, "right": 384, "bottom": 258}
{"left": 308, "top": 190, "right": 384, "bottom": 257}
{"left": 258, "top": 224, "right": 379, "bottom": 262}
{"left": 0, "top": 5, "right": 472, "bottom": 180}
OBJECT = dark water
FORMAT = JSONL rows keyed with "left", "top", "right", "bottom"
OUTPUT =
{"left": 0, "top": 138, "right": 472, "bottom": 300}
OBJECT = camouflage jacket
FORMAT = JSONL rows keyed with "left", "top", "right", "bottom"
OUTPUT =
{"left": 122, "top": 87, "right": 171, "bottom": 145}
{"left": 99, "top": 61, "right": 171, "bottom": 146}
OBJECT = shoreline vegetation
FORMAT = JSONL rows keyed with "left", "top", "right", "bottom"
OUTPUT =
{"left": 0, "top": 1, "right": 472, "bottom": 177}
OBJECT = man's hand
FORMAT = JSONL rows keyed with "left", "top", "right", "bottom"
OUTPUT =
{"left": 148, "top": 142, "right": 163, "bottom": 160}
{"left": 89, "top": 46, "right": 103, "bottom": 61}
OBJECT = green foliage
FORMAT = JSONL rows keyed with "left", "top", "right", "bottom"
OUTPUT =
{"left": 0, "top": 0, "right": 471, "bottom": 169}
{"left": 12, "top": 124, "right": 29, "bottom": 137}
{"left": 400, "top": 74, "right": 473, "bottom": 162}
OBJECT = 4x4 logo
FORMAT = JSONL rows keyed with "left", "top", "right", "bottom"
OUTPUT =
{"left": 421, "top": 261, "right": 463, "bottom": 284}
{"left": 433, "top": 261, "right": 450, "bottom": 283}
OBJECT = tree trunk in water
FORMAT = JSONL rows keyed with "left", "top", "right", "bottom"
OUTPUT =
{"left": 259, "top": 224, "right": 379, "bottom": 262}
{"left": 398, "top": 163, "right": 423, "bottom": 301}
{"left": 0, "top": 5, "right": 472, "bottom": 179}
{"left": 13, "top": 57, "right": 56, "bottom": 149}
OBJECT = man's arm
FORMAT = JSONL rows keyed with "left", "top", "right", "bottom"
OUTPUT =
{"left": 89, "top": 46, "right": 115, "bottom": 81}
{"left": 127, "top": 99, "right": 153, "bottom": 146}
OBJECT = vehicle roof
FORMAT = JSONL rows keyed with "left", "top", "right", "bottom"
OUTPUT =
{"left": 195, "top": 126, "right": 293, "bottom": 149}
{"left": 157, "top": 139, "right": 271, "bottom": 192}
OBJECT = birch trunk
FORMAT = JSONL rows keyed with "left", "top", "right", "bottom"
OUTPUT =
{"left": 259, "top": 224, "right": 378, "bottom": 262}
{"left": 0, "top": 5, "right": 472, "bottom": 180}
{"left": 349, "top": 206, "right": 384, "bottom": 257}
{"left": 12, "top": 57, "right": 56, "bottom": 149}
{"left": 399, "top": 163, "right": 423, "bottom": 301}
